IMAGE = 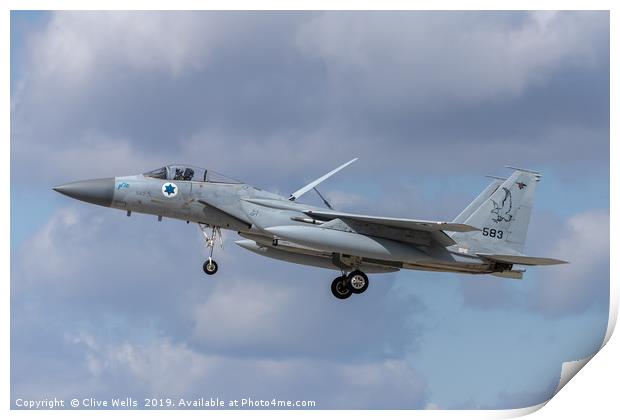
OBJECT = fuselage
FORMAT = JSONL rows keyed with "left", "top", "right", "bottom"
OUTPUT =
{"left": 53, "top": 165, "right": 496, "bottom": 276}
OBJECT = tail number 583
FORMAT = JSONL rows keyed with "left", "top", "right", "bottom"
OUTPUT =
{"left": 482, "top": 228, "right": 503, "bottom": 239}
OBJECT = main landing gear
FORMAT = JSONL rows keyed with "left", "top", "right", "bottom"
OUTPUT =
{"left": 199, "top": 223, "right": 222, "bottom": 275}
{"left": 331, "top": 270, "right": 369, "bottom": 300}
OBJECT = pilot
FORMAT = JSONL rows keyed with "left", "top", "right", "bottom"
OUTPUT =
{"left": 183, "top": 168, "right": 195, "bottom": 181}
{"left": 174, "top": 168, "right": 184, "bottom": 180}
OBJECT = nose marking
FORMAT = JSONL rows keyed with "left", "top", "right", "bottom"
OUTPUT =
{"left": 53, "top": 178, "right": 115, "bottom": 207}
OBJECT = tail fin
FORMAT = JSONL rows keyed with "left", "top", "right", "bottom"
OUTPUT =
{"left": 451, "top": 168, "right": 541, "bottom": 253}
{"left": 452, "top": 178, "right": 503, "bottom": 224}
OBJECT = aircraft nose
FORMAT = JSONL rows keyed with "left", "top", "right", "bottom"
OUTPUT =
{"left": 53, "top": 178, "right": 115, "bottom": 207}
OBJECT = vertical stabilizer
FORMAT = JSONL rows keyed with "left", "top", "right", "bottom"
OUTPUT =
{"left": 451, "top": 169, "right": 541, "bottom": 253}
{"left": 452, "top": 179, "right": 502, "bottom": 224}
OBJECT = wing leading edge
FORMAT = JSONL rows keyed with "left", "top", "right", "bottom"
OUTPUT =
{"left": 304, "top": 210, "right": 480, "bottom": 233}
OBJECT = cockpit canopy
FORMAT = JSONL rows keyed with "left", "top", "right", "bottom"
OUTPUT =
{"left": 143, "top": 165, "right": 241, "bottom": 184}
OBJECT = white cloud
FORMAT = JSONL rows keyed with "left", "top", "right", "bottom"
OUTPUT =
{"left": 529, "top": 209, "right": 609, "bottom": 315}
{"left": 12, "top": 203, "right": 425, "bottom": 406}
{"left": 10, "top": 11, "right": 609, "bottom": 409}
{"left": 458, "top": 209, "right": 609, "bottom": 315}
{"left": 11, "top": 11, "right": 609, "bottom": 183}
{"left": 191, "top": 281, "right": 294, "bottom": 347}
{"left": 28, "top": 12, "right": 215, "bottom": 85}
{"left": 296, "top": 12, "right": 606, "bottom": 107}
{"left": 14, "top": 131, "right": 161, "bottom": 180}
{"left": 18, "top": 207, "right": 101, "bottom": 285}
{"left": 65, "top": 333, "right": 428, "bottom": 408}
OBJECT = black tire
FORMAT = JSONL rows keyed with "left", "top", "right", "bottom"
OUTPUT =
{"left": 203, "top": 259, "right": 218, "bottom": 275}
{"left": 331, "top": 276, "right": 352, "bottom": 299}
{"left": 347, "top": 270, "right": 369, "bottom": 294}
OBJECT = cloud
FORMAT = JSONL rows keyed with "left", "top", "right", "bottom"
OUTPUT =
{"left": 13, "top": 131, "right": 160, "bottom": 182}
{"left": 458, "top": 276, "right": 518, "bottom": 310}
{"left": 11, "top": 11, "right": 609, "bottom": 185}
{"left": 485, "top": 378, "right": 558, "bottom": 409}
{"left": 293, "top": 11, "right": 609, "bottom": 175}
{"left": 11, "top": 204, "right": 427, "bottom": 406}
{"left": 62, "top": 333, "right": 428, "bottom": 408}
{"left": 458, "top": 209, "right": 609, "bottom": 317}
{"left": 189, "top": 274, "right": 425, "bottom": 359}
{"left": 297, "top": 11, "right": 607, "bottom": 107}
{"left": 28, "top": 11, "right": 221, "bottom": 83}
{"left": 10, "top": 10, "right": 609, "bottom": 409}
{"left": 528, "top": 209, "right": 609, "bottom": 316}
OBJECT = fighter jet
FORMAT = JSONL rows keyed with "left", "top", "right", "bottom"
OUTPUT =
{"left": 53, "top": 160, "right": 567, "bottom": 300}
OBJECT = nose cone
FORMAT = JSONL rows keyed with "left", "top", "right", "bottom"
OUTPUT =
{"left": 53, "top": 178, "right": 115, "bottom": 207}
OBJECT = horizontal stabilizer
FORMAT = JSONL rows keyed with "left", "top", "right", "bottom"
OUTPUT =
{"left": 305, "top": 210, "right": 479, "bottom": 233}
{"left": 478, "top": 253, "right": 568, "bottom": 266}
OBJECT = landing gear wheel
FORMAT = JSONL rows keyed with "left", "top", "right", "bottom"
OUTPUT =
{"left": 198, "top": 224, "right": 223, "bottom": 275}
{"left": 203, "top": 259, "right": 218, "bottom": 275}
{"left": 331, "top": 276, "right": 352, "bottom": 299}
{"left": 347, "top": 270, "right": 369, "bottom": 294}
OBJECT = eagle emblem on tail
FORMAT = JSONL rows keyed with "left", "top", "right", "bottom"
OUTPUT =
{"left": 491, "top": 187, "right": 513, "bottom": 223}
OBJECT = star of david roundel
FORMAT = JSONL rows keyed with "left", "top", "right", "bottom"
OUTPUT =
{"left": 162, "top": 182, "right": 178, "bottom": 198}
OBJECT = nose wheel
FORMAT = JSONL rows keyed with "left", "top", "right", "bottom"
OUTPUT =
{"left": 203, "top": 259, "right": 218, "bottom": 275}
{"left": 199, "top": 223, "right": 222, "bottom": 275}
{"left": 330, "top": 270, "right": 369, "bottom": 299}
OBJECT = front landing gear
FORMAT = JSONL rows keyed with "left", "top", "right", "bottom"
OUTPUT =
{"left": 199, "top": 223, "right": 222, "bottom": 275}
{"left": 203, "top": 259, "right": 218, "bottom": 275}
{"left": 330, "top": 270, "right": 370, "bottom": 299}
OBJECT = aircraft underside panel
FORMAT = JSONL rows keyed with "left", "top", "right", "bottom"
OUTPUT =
{"left": 402, "top": 262, "right": 493, "bottom": 275}
{"left": 236, "top": 238, "right": 503, "bottom": 276}
{"left": 235, "top": 240, "right": 400, "bottom": 274}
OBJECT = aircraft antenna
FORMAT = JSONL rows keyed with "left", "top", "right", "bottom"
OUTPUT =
{"left": 313, "top": 187, "right": 334, "bottom": 210}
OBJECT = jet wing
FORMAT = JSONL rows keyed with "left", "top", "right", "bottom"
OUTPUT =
{"left": 303, "top": 210, "right": 479, "bottom": 247}
{"left": 304, "top": 210, "right": 479, "bottom": 233}
{"left": 477, "top": 253, "right": 568, "bottom": 266}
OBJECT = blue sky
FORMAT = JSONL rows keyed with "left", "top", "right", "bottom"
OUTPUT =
{"left": 11, "top": 11, "right": 609, "bottom": 409}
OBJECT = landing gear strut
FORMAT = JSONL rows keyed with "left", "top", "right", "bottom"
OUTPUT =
{"left": 199, "top": 223, "right": 222, "bottom": 275}
{"left": 330, "top": 270, "right": 370, "bottom": 299}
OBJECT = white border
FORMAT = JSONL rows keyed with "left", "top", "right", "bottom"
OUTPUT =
{"left": 4, "top": 1, "right": 616, "bottom": 419}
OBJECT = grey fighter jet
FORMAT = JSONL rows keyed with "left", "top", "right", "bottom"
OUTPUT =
{"left": 53, "top": 160, "right": 567, "bottom": 300}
